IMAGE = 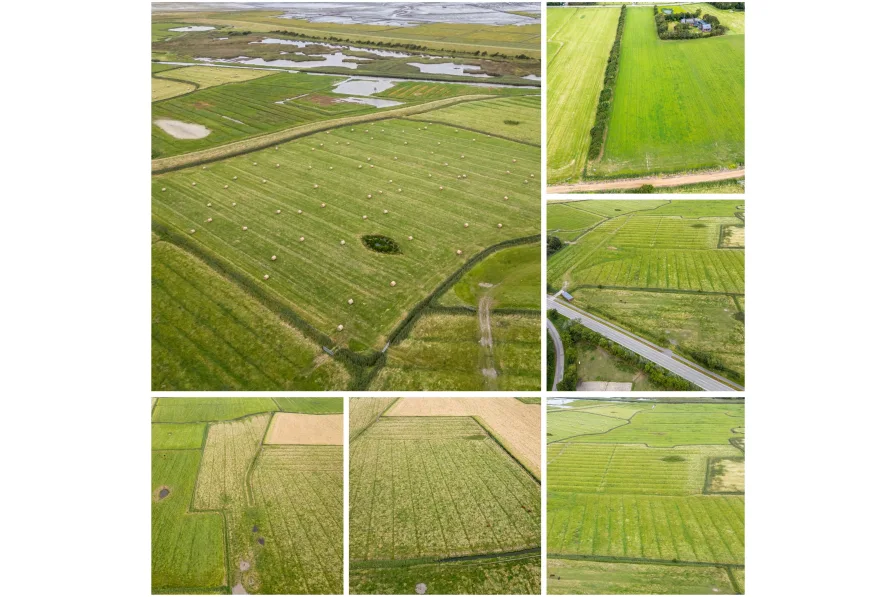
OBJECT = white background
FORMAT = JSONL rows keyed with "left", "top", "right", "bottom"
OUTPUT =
{"left": 1, "top": 0, "right": 894, "bottom": 595}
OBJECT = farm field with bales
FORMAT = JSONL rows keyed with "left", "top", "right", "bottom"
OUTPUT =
{"left": 547, "top": 399, "right": 745, "bottom": 595}
{"left": 546, "top": 4, "right": 744, "bottom": 189}
{"left": 547, "top": 200, "right": 745, "bottom": 387}
{"left": 151, "top": 397, "right": 344, "bottom": 594}
{"left": 349, "top": 397, "right": 541, "bottom": 594}
{"left": 151, "top": 4, "right": 542, "bottom": 391}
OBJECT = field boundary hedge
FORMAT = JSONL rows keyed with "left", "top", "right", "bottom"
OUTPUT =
{"left": 571, "top": 284, "right": 744, "bottom": 298}
{"left": 585, "top": 5, "right": 626, "bottom": 165}
{"left": 152, "top": 94, "right": 497, "bottom": 173}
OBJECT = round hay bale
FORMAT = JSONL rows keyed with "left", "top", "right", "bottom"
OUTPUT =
{"left": 263, "top": 274, "right": 269, "bottom": 280}
{"left": 398, "top": 188, "right": 402, "bottom": 192}
{"left": 404, "top": 141, "right": 408, "bottom": 145}
{"left": 390, "top": 281, "right": 396, "bottom": 287}
{"left": 224, "top": 184, "right": 229, "bottom": 189}
{"left": 530, "top": 173, "right": 535, "bottom": 178}
{"left": 190, "top": 229, "right": 195, "bottom": 234}
{"left": 346, "top": 141, "right": 350, "bottom": 145}
{"left": 369, "top": 164, "right": 374, "bottom": 168}
{"left": 299, "top": 236, "right": 305, "bottom": 242}
{"left": 337, "top": 324, "right": 344, "bottom": 331}
{"left": 439, "top": 186, "right": 444, "bottom": 190}
{"left": 276, "top": 209, "right": 281, "bottom": 214}
{"left": 461, "top": 155, "right": 465, "bottom": 159}
{"left": 275, "top": 164, "right": 280, "bottom": 168}
{"left": 389, "top": 179, "right": 393, "bottom": 183}
{"left": 378, "top": 190, "right": 382, "bottom": 194}
{"left": 367, "top": 194, "right": 372, "bottom": 199}
{"left": 232, "top": 202, "right": 236, "bottom": 206}
{"left": 505, "top": 170, "right": 510, "bottom": 174}
{"left": 497, "top": 223, "right": 503, "bottom": 228}
{"left": 253, "top": 162, "right": 257, "bottom": 166}
{"left": 393, "top": 156, "right": 398, "bottom": 160}
{"left": 319, "top": 143, "right": 323, "bottom": 147}
{"left": 161, "top": 188, "right": 166, "bottom": 192}
{"left": 383, "top": 209, "right": 389, "bottom": 214}
{"left": 351, "top": 128, "right": 354, "bottom": 132}
{"left": 462, "top": 174, "right": 467, "bottom": 178}
{"left": 524, "top": 180, "right": 528, "bottom": 184}
{"left": 202, "top": 166, "right": 207, "bottom": 170}
{"left": 206, "top": 218, "right": 213, "bottom": 223}
{"left": 233, "top": 176, "right": 238, "bottom": 180}
{"left": 262, "top": 179, "right": 267, "bottom": 183}
{"left": 503, "top": 195, "right": 509, "bottom": 200}
{"left": 513, "top": 159, "right": 517, "bottom": 163}
{"left": 275, "top": 146, "right": 279, "bottom": 150}
{"left": 191, "top": 182, "right": 196, "bottom": 187}
{"left": 367, "top": 157, "right": 371, "bottom": 161}
{"left": 207, "top": 203, "right": 212, "bottom": 207}
{"left": 363, "top": 215, "right": 368, "bottom": 220}
{"left": 298, "top": 209, "right": 303, "bottom": 214}
{"left": 271, "top": 255, "right": 277, "bottom": 261}
{"left": 340, "top": 240, "right": 346, "bottom": 245}
{"left": 365, "top": 129, "right": 368, "bottom": 133}
{"left": 463, "top": 223, "right": 469, "bottom": 228}
{"left": 329, "top": 166, "right": 333, "bottom": 170}
{"left": 326, "top": 131, "right": 330, "bottom": 134}
{"left": 311, "top": 147, "right": 315, "bottom": 151}
{"left": 456, "top": 249, "right": 462, "bottom": 255}
{"left": 314, "top": 184, "right": 319, "bottom": 189}
{"left": 358, "top": 165, "right": 363, "bottom": 169}
{"left": 242, "top": 226, "right": 248, "bottom": 231}
{"left": 408, "top": 235, "right": 413, "bottom": 240}
{"left": 428, "top": 174, "right": 432, "bottom": 177}
{"left": 321, "top": 203, "right": 326, "bottom": 207}
{"left": 348, "top": 298, "right": 353, "bottom": 305}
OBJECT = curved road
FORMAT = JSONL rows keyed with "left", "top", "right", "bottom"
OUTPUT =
{"left": 548, "top": 168, "right": 745, "bottom": 194}
{"left": 547, "top": 296, "right": 743, "bottom": 391}
{"left": 546, "top": 319, "right": 564, "bottom": 391}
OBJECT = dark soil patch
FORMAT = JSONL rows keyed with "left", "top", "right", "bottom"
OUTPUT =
{"left": 257, "top": 537, "right": 266, "bottom": 546}
{"left": 463, "top": 435, "right": 486, "bottom": 440}
{"left": 252, "top": 525, "right": 259, "bottom": 533}
{"left": 303, "top": 93, "right": 340, "bottom": 106}
{"left": 362, "top": 234, "right": 402, "bottom": 254}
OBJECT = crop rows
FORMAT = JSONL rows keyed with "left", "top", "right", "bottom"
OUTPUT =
{"left": 569, "top": 409, "right": 744, "bottom": 447}
{"left": 378, "top": 82, "right": 533, "bottom": 101}
{"left": 547, "top": 411, "right": 626, "bottom": 442}
{"left": 152, "top": 119, "right": 539, "bottom": 350}
{"left": 547, "top": 493, "right": 744, "bottom": 564}
{"left": 350, "top": 417, "right": 540, "bottom": 562}
{"left": 349, "top": 397, "right": 398, "bottom": 440}
{"left": 547, "top": 558, "right": 738, "bottom": 595}
{"left": 152, "top": 422, "right": 207, "bottom": 450}
{"left": 152, "top": 398, "right": 280, "bottom": 422}
{"left": 549, "top": 443, "right": 741, "bottom": 495}
{"left": 408, "top": 95, "right": 540, "bottom": 144}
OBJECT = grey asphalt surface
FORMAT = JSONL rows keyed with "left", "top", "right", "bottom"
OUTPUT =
{"left": 547, "top": 296, "right": 743, "bottom": 392}
{"left": 546, "top": 319, "right": 564, "bottom": 391}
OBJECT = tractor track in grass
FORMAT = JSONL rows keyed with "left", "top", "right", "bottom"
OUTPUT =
{"left": 152, "top": 94, "right": 502, "bottom": 174}
{"left": 547, "top": 167, "right": 745, "bottom": 194}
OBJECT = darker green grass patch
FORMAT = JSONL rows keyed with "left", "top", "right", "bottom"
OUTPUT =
{"left": 504, "top": 119, "right": 521, "bottom": 125}
{"left": 661, "top": 455, "right": 686, "bottom": 462}
{"left": 361, "top": 234, "right": 402, "bottom": 255}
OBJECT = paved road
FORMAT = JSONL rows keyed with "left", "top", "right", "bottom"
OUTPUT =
{"left": 547, "top": 297, "right": 743, "bottom": 391}
{"left": 546, "top": 319, "right": 565, "bottom": 391}
{"left": 548, "top": 168, "right": 745, "bottom": 194}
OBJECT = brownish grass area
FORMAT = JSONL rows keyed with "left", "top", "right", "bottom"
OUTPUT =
{"left": 708, "top": 457, "right": 744, "bottom": 493}
{"left": 385, "top": 397, "right": 541, "bottom": 478}
{"left": 265, "top": 413, "right": 343, "bottom": 445}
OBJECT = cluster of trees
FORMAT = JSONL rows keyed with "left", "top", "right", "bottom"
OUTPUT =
{"left": 653, "top": 7, "right": 727, "bottom": 39}
{"left": 268, "top": 30, "right": 532, "bottom": 61}
{"left": 547, "top": 236, "right": 564, "bottom": 256}
{"left": 587, "top": 5, "right": 626, "bottom": 160}
{"left": 708, "top": 2, "right": 745, "bottom": 9}
{"left": 547, "top": 310, "right": 699, "bottom": 391}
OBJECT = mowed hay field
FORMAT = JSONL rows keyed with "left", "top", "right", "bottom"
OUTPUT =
{"left": 152, "top": 119, "right": 540, "bottom": 353}
{"left": 589, "top": 7, "right": 744, "bottom": 178}
{"left": 384, "top": 397, "right": 542, "bottom": 478}
{"left": 349, "top": 398, "right": 540, "bottom": 594}
{"left": 408, "top": 95, "right": 541, "bottom": 145}
{"left": 547, "top": 401, "right": 744, "bottom": 595}
{"left": 151, "top": 398, "right": 343, "bottom": 594}
{"left": 547, "top": 200, "right": 744, "bottom": 383}
{"left": 547, "top": 7, "right": 620, "bottom": 183}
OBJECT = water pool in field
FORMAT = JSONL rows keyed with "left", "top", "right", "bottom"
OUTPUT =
{"left": 169, "top": 25, "right": 216, "bottom": 32}
{"left": 407, "top": 62, "right": 491, "bottom": 77}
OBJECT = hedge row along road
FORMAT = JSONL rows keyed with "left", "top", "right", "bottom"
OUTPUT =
{"left": 547, "top": 296, "right": 742, "bottom": 391}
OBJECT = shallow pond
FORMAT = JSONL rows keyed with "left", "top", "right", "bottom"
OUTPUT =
{"left": 169, "top": 25, "right": 215, "bottom": 32}
{"left": 154, "top": 119, "right": 211, "bottom": 139}
{"left": 331, "top": 77, "right": 395, "bottom": 96}
{"left": 232, "top": 52, "right": 370, "bottom": 70}
{"left": 408, "top": 62, "right": 491, "bottom": 78}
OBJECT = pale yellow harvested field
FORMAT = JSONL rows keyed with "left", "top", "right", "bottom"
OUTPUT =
{"left": 265, "top": 413, "right": 344, "bottom": 445}
{"left": 158, "top": 65, "right": 275, "bottom": 89}
{"left": 152, "top": 77, "right": 194, "bottom": 101}
{"left": 385, "top": 397, "right": 541, "bottom": 478}
{"left": 709, "top": 457, "right": 745, "bottom": 493}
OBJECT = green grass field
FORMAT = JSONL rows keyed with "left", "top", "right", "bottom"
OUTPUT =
{"left": 152, "top": 240, "right": 349, "bottom": 391}
{"left": 547, "top": 200, "right": 744, "bottom": 383}
{"left": 153, "top": 115, "right": 540, "bottom": 389}
{"left": 409, "top": 95, "right": 540, "bottom": 144}
{"left": 588, "top": 7, "right": 744, "bottom": 178}
{"left": 349, "top": 405, "right": 540, "bottom": 594}
{"left": 547, "top": 401, "right": 744, "bottom": 594}
{"left": 547, "top": 7, "right": 620, "bottom": 183}
{"left": 152, "top": 398, "right": 343, "bottom": 594}
{"left": 439, "top": 243, "right": 540, "bottom": 309}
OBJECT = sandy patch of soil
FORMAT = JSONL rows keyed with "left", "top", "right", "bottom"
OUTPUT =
{"left": 386, "top": 398, "right": 541, "bottom": 478}
{"left": 708, "top": 457, "right": 745, "bottom": 493}
{"left": 154, "top": 118, "right": 211, "bottom": 139}
{"left": 265, "top": 413, "right": 343, "bottom": 445}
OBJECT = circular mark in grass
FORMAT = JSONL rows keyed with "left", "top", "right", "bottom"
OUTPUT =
{"left": 362, "top": 234, "right": 402, "bottom": 255}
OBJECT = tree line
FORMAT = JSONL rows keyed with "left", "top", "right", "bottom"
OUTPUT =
{"left": 548, "top": 309, "right": 699, "bottom": 391}
{"left": 653, "top": 6, "right": 728, "bottom": 39}
{"left": 587, "top": 5, "right": 627, "bottom": 161}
